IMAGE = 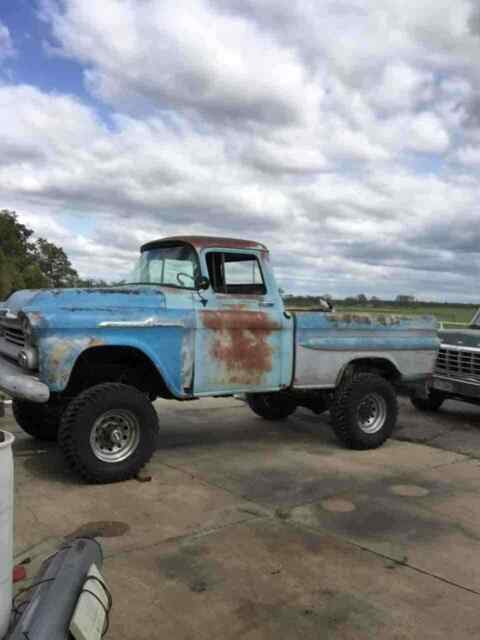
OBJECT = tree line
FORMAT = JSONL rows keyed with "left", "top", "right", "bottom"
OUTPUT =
{"left": 0, "top": 209, "right": 108, "bottom": 300}
{"left": 283, "top": 294, "right": 476, "bottom": 308}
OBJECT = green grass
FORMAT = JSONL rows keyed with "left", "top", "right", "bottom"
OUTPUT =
{"left": 334, "top": 304, "right": 478, "bottom": 326}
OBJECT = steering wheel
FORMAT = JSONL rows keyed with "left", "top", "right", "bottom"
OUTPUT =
{"left": 176, "top": 272, "right": 195, "bottom": 286}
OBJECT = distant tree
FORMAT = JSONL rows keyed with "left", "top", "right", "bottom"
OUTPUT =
{"left": 23, "top": 263, "right": 48, "bottom": 290}
{"left": 0, "top": 249, "right": 14, "bottom": 299}
{"left": 396, "top": 294, "right": 415, "bottom": 304}
{"left": 33, "top": 237, "right": 80, "bottom": 288}
{"left": 356, "top": 294, "right": 368, "bottom": 303}
{"left": 77, "top": 278, "right": 110, "bottom": 288}
{"left": 0, "top": 210, "right": 80, "bottom": 299}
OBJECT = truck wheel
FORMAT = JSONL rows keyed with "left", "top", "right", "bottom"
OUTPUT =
{"left": 58, "top": 383, "right": 158, "bottom": 484}
{"left": 246, "top": 393, "right": 297, "bottom": 420}
{"left": 12, "top": 399, "right": 64, "bottom": 441}
{"left": 410, "top": 391, "right": 445, "bottom": 412}
{"left": 330, "top": 373, "right": 398, "bottom": 449}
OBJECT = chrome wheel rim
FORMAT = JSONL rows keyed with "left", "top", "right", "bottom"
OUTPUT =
{"left": 356, "top": 393, "right": 387, "bottom": 434}
{"left": 90, "top": 409, "right": 140, "bottom": 463}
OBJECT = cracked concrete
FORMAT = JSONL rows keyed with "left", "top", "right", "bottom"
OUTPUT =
{"left": 3, "top": 395, "right": 480, "bottom": 638}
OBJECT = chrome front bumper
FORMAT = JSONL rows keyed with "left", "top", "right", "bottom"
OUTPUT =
{"left": 0, "top": 356, "right": 50, "bottom": 403}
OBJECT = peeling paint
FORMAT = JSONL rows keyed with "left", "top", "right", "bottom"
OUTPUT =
{"left": 201, "top": 310, "right": 277, "bottom": 386}
{"left": 181, "top": 331, "right": 195, "bottom": 389}
{"left": 40, "top": 336, "right": 106, "bottom": 388}
{"left": 202, "top": 310, "right": 281, "bottom": 332}
{"left": 98, "top": 318, "right": 185, "bottom": 328}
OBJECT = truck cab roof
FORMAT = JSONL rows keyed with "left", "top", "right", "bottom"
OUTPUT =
{"left": 141, "top": 235, "right": 269, "bottom": 253}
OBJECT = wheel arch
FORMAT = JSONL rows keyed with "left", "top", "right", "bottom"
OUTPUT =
{"left": 336, "top": 356, "right": 401, "bottom": 387}
{"left": 63, "top": 344, "right": 179, "bottom": 399}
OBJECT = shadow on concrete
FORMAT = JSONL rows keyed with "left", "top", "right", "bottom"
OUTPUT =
{"left": 156, "top": 411, "right": 335, "bottom": 451}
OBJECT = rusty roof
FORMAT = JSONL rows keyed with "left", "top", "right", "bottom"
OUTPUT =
{"left": 141, "top": 235, "right": 269, "bottom": 253}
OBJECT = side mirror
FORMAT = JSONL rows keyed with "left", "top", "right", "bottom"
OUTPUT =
{"left": 196, "top": 275, "right": 210, "bottom": 290}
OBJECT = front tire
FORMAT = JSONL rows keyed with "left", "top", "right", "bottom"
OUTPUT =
{"left": 58, "top": 383, "right": 158, "bottom": 484}
{"left": 330, "top": 373, "right": 398, "bottom": 449}
{"left": 12, "top": 399, "right": 65, "bottom": 441}
{"left": 246, "top": 393, "right": 297, "bottom": 420}
{"left": 410, "top": 390, "right": 445, "bottom": 412}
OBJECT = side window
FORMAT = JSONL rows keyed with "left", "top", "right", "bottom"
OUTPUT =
{"left": 206, "top": 252, "right": 266, "bottom": 295}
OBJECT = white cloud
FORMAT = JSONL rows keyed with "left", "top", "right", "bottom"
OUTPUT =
{"left": 406, "top": 111, "right": 451, "bottom": 153}
{"left": 371, "top": 62, "right": 434, "bottom": 113}
{"left": 456, "top": 145, "right": 480, "bottom": 166}
{"left": 0, "top": 22, "right": 14, "bottom": 61}
{"left": 0, "top": 0, "right": 478, "bottom": 300}
{"left": 42, "top": 0, "right": 322, "bottom": 127}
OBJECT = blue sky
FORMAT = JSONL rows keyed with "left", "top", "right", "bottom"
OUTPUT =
{"left": 1, "top": 2, "right": 83, "bottom": 95}
{"left": 0, "top": 0, "right": 479, "bottom": 301}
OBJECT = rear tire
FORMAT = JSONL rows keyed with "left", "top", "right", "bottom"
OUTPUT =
{"left": 330, "top": 373, "right": 398, "bottom": 449}
{"left": 12, "top": 399, "right": 64, "bottom": 441}
{"left": 59, "top": 383, "right": 158, "bottom": 484}
{"left": 246, "top": 393, "right": 297, "bottom": 420}
{"left": 410, "top": 390, "right": 445, "bottom": 412}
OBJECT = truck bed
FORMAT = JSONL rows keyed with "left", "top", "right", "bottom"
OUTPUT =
{"left": 292, "top": 312, "right": 439, "bottom": 388}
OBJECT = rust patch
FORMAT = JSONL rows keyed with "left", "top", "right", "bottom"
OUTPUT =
{"left": 203, "top": 310, "right": 280, "bottom": 331}
{"left": 88, "top": 337, "right": 105, "bottom": 347}
{"left": 202, "top": 310, "right": 278, "bottom": 384}
{"left": 29, "top": 312, "right": 44, "bottom": 325}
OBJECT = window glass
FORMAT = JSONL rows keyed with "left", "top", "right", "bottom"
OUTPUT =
{"left": 206, "top": 252, "right": 266, "bottom": 294}
{"left": 127, "top": 244, "right": 199, "bottom": 289}
{"left": 224, "top": 258, "right": 263, "bottom": 286}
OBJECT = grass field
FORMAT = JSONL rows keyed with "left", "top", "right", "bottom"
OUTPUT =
{"left": 334, "top": 303, "right": 478, "bottom": 326}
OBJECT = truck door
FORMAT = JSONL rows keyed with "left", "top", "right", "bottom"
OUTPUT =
{"left": 193, "top": 249, "right": 293, "bottom": 395}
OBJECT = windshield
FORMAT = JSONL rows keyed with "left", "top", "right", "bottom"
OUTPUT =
{"left": 470, "top": 308, "right": 480, "bottom": 328}
{"left": 126, "top": 244, "right": 200, "bottom": 289}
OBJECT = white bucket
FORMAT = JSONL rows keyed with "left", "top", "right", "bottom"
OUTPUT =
{"left": 0, "top": 431, "right": 14, "bottom": 639}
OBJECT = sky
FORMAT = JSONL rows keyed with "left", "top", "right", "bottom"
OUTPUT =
{"left": 0, "top": 1, "right": 480, "bottom": 301}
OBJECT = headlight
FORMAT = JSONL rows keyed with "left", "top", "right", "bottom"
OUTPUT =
{"left": 18, "top": 348, "right": 39, "bottom": 371}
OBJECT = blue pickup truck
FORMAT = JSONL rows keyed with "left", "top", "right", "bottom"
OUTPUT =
{"left": 0, "top": 236, "right": 439, "bottom": 483}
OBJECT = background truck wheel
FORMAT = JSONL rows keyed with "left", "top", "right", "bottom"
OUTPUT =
{"left": 410, "top": 390, "right": 445, "bottom": 412}
{"left": 330, "top": 373, "right": 398, "bottom": 450}
{"left": 58, "top": 383, "right": 158, "bottom": 484}
{"left": 12, "top": 399, "right": 64, "bottom": 441}
{"left": 246, "top": 393, "right": 297, "bottom": 420}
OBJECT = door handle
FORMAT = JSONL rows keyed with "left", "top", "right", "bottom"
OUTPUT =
{"left": 259, "top": 301, "right": 275, "bottom": 307}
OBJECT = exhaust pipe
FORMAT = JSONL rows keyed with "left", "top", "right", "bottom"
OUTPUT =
{"left": 0, "top": 430, "right": 14, "bottom": 640}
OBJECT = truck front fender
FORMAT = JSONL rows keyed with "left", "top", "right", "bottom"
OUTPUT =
{"left": 38, "top": 327, "right": 194, "bottom": 398}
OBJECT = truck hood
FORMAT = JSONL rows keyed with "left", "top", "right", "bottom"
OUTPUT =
{"left": 439, "top": 328, "right": 480, "bottom": 349}
{"left": 1, "top": 286, "right": 167, "bottom": 315}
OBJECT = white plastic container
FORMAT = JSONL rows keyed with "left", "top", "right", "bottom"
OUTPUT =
{"left": 0, "top": 431, "right": 14, "bottom": 639}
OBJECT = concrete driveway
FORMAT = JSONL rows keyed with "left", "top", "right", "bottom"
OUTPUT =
{"left": 3, "top": 395, "right": 480, "bottom": 639}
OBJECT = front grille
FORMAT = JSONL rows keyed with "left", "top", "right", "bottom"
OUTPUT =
{"left": 435, "top": 347, "right": 480, "bottom": 382}
{"left": 4, "top": 326, "right": 25, "bottom": 347}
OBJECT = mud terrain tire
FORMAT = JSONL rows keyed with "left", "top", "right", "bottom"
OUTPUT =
{"left": 330, "top": 373, "right": 398, "bottom": 450}
{"left": 246, "top": 393, "right": 297, "bottom": 420}
{"left": 12, "top": 399, "right": 64, "bottom": 441}
{"left": 59, "top": 383, "right": 158, "bottom": 484}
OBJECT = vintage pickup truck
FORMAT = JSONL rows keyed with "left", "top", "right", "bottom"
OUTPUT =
{"left": 411, "top": 310, "right": 480, "bottom": 412}
{"left": 0, "top": 235, "right": 439, "bottom": 483}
